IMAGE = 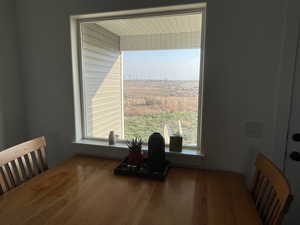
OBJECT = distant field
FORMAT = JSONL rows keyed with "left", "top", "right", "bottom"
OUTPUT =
{"left": 124, "top": 80, "right": 199, "bottom": 115}
{"left": 123, "top": 80, "right": 199, "bottom": 145}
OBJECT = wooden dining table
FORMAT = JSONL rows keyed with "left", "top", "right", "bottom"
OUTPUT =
{"left": 0, "top": 155, "right": 262, "bottom": 225}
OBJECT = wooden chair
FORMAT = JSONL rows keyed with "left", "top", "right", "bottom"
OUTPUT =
{"left": 0, "top": 137, "right": 48, "bottom": 195}
{"left": 251, "top": 153, "right": 292, "bottom": 225}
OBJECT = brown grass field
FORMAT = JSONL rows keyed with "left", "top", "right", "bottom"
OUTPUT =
{"left": 124, "top": 80, "right": 199, "bottom": 116}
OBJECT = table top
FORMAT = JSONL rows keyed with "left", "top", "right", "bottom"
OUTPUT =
{"left": 0, "top": 155, "right": 262, "bottom": 225}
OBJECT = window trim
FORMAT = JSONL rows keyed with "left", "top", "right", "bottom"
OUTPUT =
{"left": 70, "top": 3, "right": 207, "bottom": 153}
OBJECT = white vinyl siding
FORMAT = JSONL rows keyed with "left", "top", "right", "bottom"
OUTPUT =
{"left": 81, "top": 23, "right": 123, "bottom": 138}
{"left": 120, "top": 32, "right": 201, "bottom": 50}
{"left": 97, "top": 13, "right": 202, "bottom": 36}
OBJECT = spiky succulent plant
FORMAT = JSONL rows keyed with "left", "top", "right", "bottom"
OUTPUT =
{"left": 127, "top": 137, "right": 143, "bottom": 153}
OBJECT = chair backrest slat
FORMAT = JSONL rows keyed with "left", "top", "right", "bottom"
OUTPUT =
{"left": 38, "top": 147, "right": 48, "bottom": 170}
{"left": 0, "top": 137, "right": 47, "bottom": 195}
{"left": 262, "top": 185, "right": 275, "bottom": 221}
{"left": 8, "top": 161, "right": 21, "bottom": 186}
{"left": 14, "top": 158, "right": 25, "bottom": 182}
{"left": 33, "top": 150, "right": 43, "bottom": 173}
{"left": 251, "top": 154, "right": 292, "bottom": 225}
{"left": 23, "top": 154, "right": 34, "bottom": 178}
{"left": 27, "top": 152, "right": 39, "bottom": 176}
{"left": 2, "top": 164, "right": 15, "bottom": 190}
{"left": 19, "top": 155, "right": 31, "bottom": 179}
{"left": 0, "top": 183, "right": 3, "bottom": 195}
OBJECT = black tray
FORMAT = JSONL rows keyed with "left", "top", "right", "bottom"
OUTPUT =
{"left": 114, "top": 158, "right": 170, "bottom": 180}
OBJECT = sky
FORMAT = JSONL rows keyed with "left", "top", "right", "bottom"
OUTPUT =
{"left": 123, "top": 49, "right": 201, "bottom": 81}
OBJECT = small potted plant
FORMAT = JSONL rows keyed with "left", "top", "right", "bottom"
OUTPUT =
{"left": 127, "top": 137, "right": 144, "bottom": 166}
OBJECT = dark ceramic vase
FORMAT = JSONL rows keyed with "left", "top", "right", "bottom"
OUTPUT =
{"left": 148, "top": 133, "right": 165, "bottom": 171}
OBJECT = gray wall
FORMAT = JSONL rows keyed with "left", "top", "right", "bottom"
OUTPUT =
{"left": 202, "top": 0, "right": 286, "bottom": 174}
{"left": 15, "top": 0, "right": 286, "bottom": 173}
{"left": 0, "top": 0, "right": 25, "bottom": 149}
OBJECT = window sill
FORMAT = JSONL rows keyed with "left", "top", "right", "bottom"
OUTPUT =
{"left": 74, "top": 139, "right": 204, "bottom": 157}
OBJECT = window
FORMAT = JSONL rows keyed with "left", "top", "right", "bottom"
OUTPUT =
{"left": 123, "top": 49, "right": 201, "bottom": 146}
{"left": 72, "top": 4, "right": 206, "bottom": 152}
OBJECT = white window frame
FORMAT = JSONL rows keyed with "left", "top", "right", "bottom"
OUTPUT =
{"left": 70, "top": 3, "right": 207, "bottom": 153}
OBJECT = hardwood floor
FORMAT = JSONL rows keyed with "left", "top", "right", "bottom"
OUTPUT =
{"left": 0, "top": 155, "right": 262, "bottom": 225}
